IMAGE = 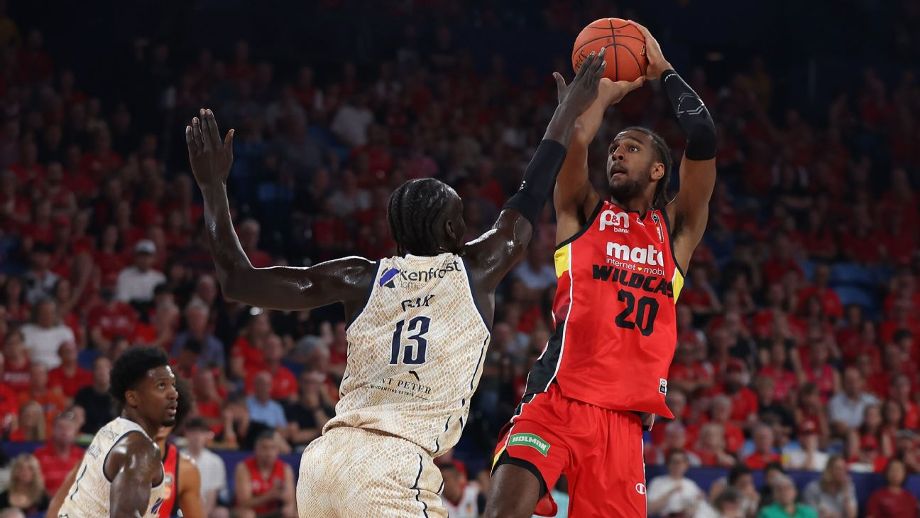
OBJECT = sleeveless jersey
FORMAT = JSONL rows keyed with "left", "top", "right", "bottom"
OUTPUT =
{"left": 245, "top": 457, "right": 285, "bottom": 515}
{"left": 58, "top": 417, "right": 167, "bottom": 518}
{"left": 520, "top": 201, "right": 684, "bottom": 417}
{"left": 325, "top": 253, "right": 491, "bottom": 457}
{"left": 157, "top": 442, "right": 179, "bottom": 518}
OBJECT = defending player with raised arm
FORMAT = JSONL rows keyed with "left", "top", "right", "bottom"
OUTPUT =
{"left": 485, "top": 22, "right": 716, "bottom": 518}
{"left": 186, "top": 51, "right": 607, "bottom": 517}
{"left": 57, "top": 347, "right": 179, "bottom": 518}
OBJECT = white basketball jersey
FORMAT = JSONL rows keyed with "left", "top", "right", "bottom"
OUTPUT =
{"left": 325, "top": 253, "right": 491, "bottom": 457}
{"left": 58, "top": 417, "right": 166, "bottom": 518}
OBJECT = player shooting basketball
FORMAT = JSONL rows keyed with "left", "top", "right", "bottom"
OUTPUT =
{"left": 186, "top": 51, "right": 617, "bottom": 517}
{"left": 486, "top": 21, "right": 717, "bottom": 518}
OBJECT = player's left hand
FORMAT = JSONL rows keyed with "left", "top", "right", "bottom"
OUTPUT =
{"left": 599, "top": 77, "right": 645, "bottom": 107}
{"left": 628, "top": 21, "right": 673, "bottom": 80}
{"left": 186, "top": 108, "right": 235, "bottom": 188}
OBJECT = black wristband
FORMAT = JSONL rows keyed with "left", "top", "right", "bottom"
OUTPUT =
{"left": 661, "top": 69, "right": 717, "bottom": 161}
{"left": 503, "top": 139, "right": 567, "bottom": 226}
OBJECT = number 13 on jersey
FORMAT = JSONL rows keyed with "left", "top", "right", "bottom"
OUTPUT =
{"left": 390, "top": 316, "right": 431, "bottom": 365}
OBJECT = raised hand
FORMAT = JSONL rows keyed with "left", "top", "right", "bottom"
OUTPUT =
{"left": 552, "top": 48, "right": 606, "bottom": 115}
{"left": 628, "top": 21, "right": 673, "bottom": 80}
{"left": 186, "top": 108, "right": 235, "bottom": 187}
{"left": 599, "top": 76, "right": 646, "bottom": 106}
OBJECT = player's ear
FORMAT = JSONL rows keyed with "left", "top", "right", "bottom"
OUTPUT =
{"left": 651, "top": 162, "right": 665, "bottom": 182}
{"left": 125, "top": 389, "right": 139, "bottom": 408}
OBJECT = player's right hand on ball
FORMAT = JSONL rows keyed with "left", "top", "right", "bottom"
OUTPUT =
{"left": 553, "top": 47, "right": 605, "bottom": 115}
{"left": 186, "top": 108, "right": 235, "bottom": 187}
{"left": 599, "top": 76, "right": 645, "bottom": 106}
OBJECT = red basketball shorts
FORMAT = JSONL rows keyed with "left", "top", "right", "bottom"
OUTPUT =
{"left": 491, "top": 383, "right": 647, "bottom": 517}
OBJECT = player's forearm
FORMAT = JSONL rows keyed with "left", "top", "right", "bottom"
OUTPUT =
{"left": 199, "top": 182, "right": 255, "bottom": 298}
{"left": 570, "top": 87, "right": 614, "bottom": 146}
{"left": 660, "top": 69, "right": 716, "bottom": 161}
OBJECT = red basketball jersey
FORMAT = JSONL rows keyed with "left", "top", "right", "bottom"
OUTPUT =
{"left": 244, "top": 457, "right": 285, "bottom": 515}
{"left": 520, "top": 200, "right": 683, "bottom": 417}
{"left": 157, "top": 442, "right": 179, "bottom": 518}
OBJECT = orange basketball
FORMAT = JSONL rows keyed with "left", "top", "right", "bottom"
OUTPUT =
{"left": 572, "top": 18, "right": 648, "bottom": 82}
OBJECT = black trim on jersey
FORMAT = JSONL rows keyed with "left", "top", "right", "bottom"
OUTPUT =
{"left": 437, "top": 480, "right": 445, "bottom": 495}
{"left": 658, "top": 208, "right": 686, "bottom": 277}
{"left": 434, "top": 416, "right": 451, "bottom": 453}
{"left": 103, "top": 429, "right": 162, "bottom": 485}
{"left": 461, "top": 257, "right": 492, "bottom": 331}
{"left": 492, "top": 451, "right": 548, "bottom": 499}
{"left": 468, "top": 336, "right": 489, "bottom": 391}
{"left": 68, "top": 464, "right": 88, "bottom": 501}
{"left": 345, "top": 260, "right": 380, "bottom": 330}
{"left": 412, "top": 454, "right": 429, "bottom": 518}
{"left": 554, "top": 199, "right": 605, "bottom": 251}
{"left": 518, "top": 321, "right": 567, "bottom": 405}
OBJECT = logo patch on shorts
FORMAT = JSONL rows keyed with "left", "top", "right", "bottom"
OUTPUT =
{"left": 659, "top": 378, "right": 668, "bottom": 395}
{"left": 509, "top": 433, "right": 551, "bottom": 456}
{"left": 635, "top": 483, "right": 647, "bottom": 495}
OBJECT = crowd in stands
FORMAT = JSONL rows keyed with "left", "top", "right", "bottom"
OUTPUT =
{"left": 0, "top": 0, "right": 919, "bottom": 516}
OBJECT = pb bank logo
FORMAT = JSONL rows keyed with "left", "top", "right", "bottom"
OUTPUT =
{"left": 599, "top": 209, "right": 630, "bottom": 233}
{"left": 606, "top": 243, "right": 664, "bottom": 267}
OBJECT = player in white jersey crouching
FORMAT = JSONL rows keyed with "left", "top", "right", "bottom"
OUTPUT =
{"left": 57, "top": 346, "right": 179, "bottom": 517}
{"left": 185, "top": 51, "right": 609, "bottom": 517}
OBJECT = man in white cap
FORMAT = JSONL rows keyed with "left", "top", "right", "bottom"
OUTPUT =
{"left": 116, "top": 239, "right": 166, "bottom": 305}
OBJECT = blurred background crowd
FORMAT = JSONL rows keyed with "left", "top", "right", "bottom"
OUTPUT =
{"left": 1, "top": 0, "right": 920, "bottom": 516}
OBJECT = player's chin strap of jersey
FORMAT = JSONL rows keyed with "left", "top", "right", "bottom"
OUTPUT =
{"left": 502, "top": 139, "right": 567, "bottom": 226}
{"left": 661, "top": 69, "right": 717, "bottom": 161}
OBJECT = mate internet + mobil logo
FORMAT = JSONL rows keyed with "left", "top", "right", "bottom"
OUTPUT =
{"left": 379, "top": 260, "right": 461, "bottom": 289}
{"left": 605, "top": 242, "right": 666, "bottom": 277}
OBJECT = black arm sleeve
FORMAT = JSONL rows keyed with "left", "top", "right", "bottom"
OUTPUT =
{"left": 661, "top": 69, "right": 717, "bottom": 160}
{"left": 502, "top": 139, "right": 567, "bottom": 227}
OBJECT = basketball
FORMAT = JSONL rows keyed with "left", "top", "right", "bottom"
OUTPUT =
{"left": 572, "top": 18, "right": 648, "bottom": 82}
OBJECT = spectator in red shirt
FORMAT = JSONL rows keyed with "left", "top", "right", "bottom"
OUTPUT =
{"left": 0, "top": 352, "right": 18, "bottom": 432}
{"left": 796, "top": 263, "right": 843, "bottom": 321}
{"left": 693, "top": 423, "right": 736, "bottom": 468}
{"left": 238, "top": 218, "right": 272, "bottom": 268}
{"left": 761, "top": 233, "right": 803, "bottom": 286}
{"left": 2, "top": 328, "right": 31, "bottom": 395}
{"left": 230, "top": 312, "right": 272, "bottom": 383}
{"left": 246, "top": 334, "right": 297, "bottom": 402}
{"left": 708, "top": 395, "right": 746, "bottom": 454}
{"left": 799, "top": 338, "right": 840, "bottom": 403}
{"left": 759, "top": 339, "right": 798, "bottom": 402}
{"left": 710, "top": 359, "right": 759, "bottom": 427}
{"left": 47, "top": 340, "right": 91, "bottom": 398}
{"left": 87, "top": 287, "right": 138, "bottom": 352}
{"left": 33, "top": 411, "right": 83, "bottom": 495}
{"left": 891, "top": 374, "right": 920, "bottom": 429}
{"left": 192, "top": 368, "right": 225, "bottom": 433}
{"left": 9, "top": 400, "right": 45, "bottom": 442}
{"left": 681, "top": 267, "right": 723, "bottom": 320}
{"left": 866, "top": 458, "right": 919, "bottom": 518}
{"left": 744, "top": 424, "right": 782, "bottom": 469}
{"left": 19, "top": 363, "right": 68, "bottom": 431}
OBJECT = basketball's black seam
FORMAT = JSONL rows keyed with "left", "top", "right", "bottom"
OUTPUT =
{"left": 609, "top": 18, "right": 619, "bottom": 82}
